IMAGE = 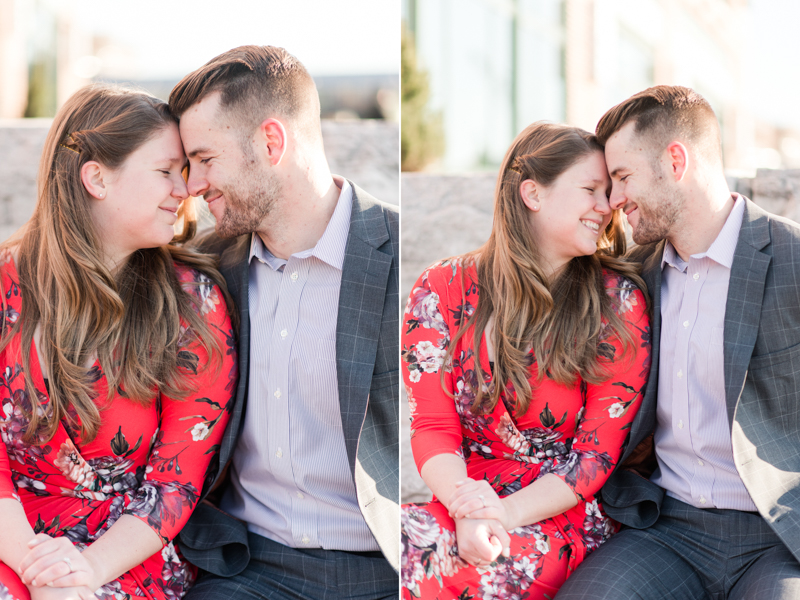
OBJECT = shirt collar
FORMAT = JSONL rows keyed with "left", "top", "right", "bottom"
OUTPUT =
{"left": 248, "top": 176, "right": 353, "bottom": 272}
{"left": 661, "top": 193, "right": 745, "bottom": 272}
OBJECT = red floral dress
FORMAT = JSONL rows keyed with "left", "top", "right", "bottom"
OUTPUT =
{"left": 401, "top": 258, "right": 650, "bottom": 600}
{"left": 0, "top": 259, "right": 237, "bottom": 600}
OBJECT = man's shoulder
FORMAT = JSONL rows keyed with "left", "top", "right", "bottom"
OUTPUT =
{"left": 348, "top": 181, "right": 398, "bottom": 250}
{"left": 740, "top": 198, "right": 800, "bottom": 259}
{"left": 761, "top": 209, "right": 800, "bottom": 244}
{"left": 349, "top": 181, "right": 398, "bottom": 214}
{"left": 350, "top": 183, "right": 398, "bottom": 221}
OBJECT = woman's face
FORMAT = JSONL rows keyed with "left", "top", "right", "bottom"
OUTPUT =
{"left": 527, "top": 150, "right": 612, "bottom": 275}
{"left": 91, "top": 123, "right": 189, "bottom": 266}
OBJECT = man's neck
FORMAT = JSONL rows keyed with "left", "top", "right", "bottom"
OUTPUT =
{"left": 256, "top": 173, "right": 341, "bottom": 260}
{"left": 669, "top": 188, "right": 735, "bottom": 262}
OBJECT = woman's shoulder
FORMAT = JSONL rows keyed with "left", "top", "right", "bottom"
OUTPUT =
{"left": 172, "top": 262, "right": 225, "bottom": 319}
{"left": 0, "top": 250, "right": 23, "bottom": 313}
{"left": 601, "top": 268, "right": 647, "bottom": 320}
{"left": 414, "top": 256, "right": 477, "bottom": 292}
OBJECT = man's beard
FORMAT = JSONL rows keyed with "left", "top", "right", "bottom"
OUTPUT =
{"left": 630, "top": 173, "right": 684, "bottom": 246}
{"left": 214, "top": 167, "right": 281, "bottom": 239}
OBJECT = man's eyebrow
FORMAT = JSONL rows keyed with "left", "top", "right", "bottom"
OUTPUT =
{"left": 608, "top": 167, "right": 624, "bottom": 178}
{"left": 186, "top": 147, "right": 212, "bottom": 159}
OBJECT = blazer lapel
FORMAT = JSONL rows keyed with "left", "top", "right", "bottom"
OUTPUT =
{"left": 723, "top": 199, "right": 771, "bottom": 425}
{"left": 336, "top": 183, "right": 392, "bottom": 474}
{"left": 218, "top": 235, "right": 252, "bottom": 473}
{"left": 624, "top": 240, "right": 665, "bottom": 457}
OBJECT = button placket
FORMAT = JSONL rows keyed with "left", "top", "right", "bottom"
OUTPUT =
{"left": 266, "top": 257, "right": 305, "bottom": 481}
{"left": 673, "top": 266, "right": 694, "bottom": 454}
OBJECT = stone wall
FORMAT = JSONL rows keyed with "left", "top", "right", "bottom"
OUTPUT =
{"left": 0, "top": 119, "right": 398, "bottom": 243}
{"left": 400, "top": 168, "right": 800, "bottom": 503}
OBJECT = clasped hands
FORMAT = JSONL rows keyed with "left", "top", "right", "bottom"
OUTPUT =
{"left": 17, "top": 534, "right": 98, "bottom": 600}
{"left": 447, "top": 478, "right": 512, "bottom": 568}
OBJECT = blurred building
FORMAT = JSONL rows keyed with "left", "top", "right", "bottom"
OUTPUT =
{"left": 1, "top": 0, "right": 398, "bottom": 121}
{"left": 0, "top": 0, "right": 29, "bottom": 117}
{"left": 0, "top": 0, "right": 98, "bottom": 118}
{"left": 403, "top": 0, "right": 796, "bottom": 174}
{"left": 94, "top": 74, "right": 399, "bottom": 121}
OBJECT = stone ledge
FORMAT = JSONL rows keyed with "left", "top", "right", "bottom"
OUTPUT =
{"left": 0, "top": 120, "right": 398, "bottom": 243}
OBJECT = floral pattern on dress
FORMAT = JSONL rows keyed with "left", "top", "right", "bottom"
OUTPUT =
{"left": 401, "top": 260, "right": 650, "bottom": 599}
{"left": 0, "top": 260, "right": 237, "bottom": 600}
{"left": 0, "top": 582, "right": 16, "bottom": 600}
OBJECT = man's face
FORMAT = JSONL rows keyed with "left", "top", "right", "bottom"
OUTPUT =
{"left": 604, "top": 121, "right": 684, "bottom": 245}
{"left": 179, "top": 92, "right": 279, "bottom": 238}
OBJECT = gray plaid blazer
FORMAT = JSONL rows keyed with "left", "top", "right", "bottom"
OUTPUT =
{"left": 599, "top": 197, "right": 800, "bottom": 564}
{"left": 177, "top": 182, "right": 400, "bottom": 574}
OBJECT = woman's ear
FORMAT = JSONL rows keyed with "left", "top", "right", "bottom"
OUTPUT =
{"left": 80, "top": 161, "right": 108, "bottom": 199}
{"left": 520, "top": 179, "right": 540, "bottom": 212}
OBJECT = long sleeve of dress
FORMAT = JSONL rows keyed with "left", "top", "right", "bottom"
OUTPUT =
{"left": 403, "top": 260, "right": 465, "bottom": 472}
{"left": 547, "top": 276, "right": 650, "bottom": 502}
{"left": 0, "top": 291, "right": 22, "bottom": 505}
{"left": 123, "top": 274, "right": 237, "bottom": 543}
{"left": 0, "top": 438, "right": 19, "bottom": 502}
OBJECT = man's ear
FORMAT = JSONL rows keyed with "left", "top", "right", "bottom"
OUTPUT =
{"left": 80, "top": 161, "right": 108, "bottom": 199}
{"left": 257, "top": 118, "right": 287, "bottom": 166}
{"left": 666, "top": 141, "right": 689, "bottom": 182}
{"left": 520, "top": 179, "right": 541, "bottom": 212}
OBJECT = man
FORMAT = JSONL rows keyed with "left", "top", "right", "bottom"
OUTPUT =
{"left": 167, "top": 46, "right": 399, "bottom": 600}
{"left": 557, "top": 86, "right": 800, "bottom": 599}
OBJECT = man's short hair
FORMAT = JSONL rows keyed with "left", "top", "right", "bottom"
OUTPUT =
{"left": 169, "top": 45, "right": 321, "bottom": 144}
{"left": 596, "top": 85, "right": 722, "bottom": 166}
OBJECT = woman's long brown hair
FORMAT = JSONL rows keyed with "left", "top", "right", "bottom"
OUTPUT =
{"left": 445, "top": 122, "right": 647, "bottom": 415}
{"left": 5, "top": 84, "right": 234, "bottom": 443}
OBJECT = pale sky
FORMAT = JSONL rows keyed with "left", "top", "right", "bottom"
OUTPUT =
{"left": 70, "top": 0, "right": 400, "bottom": 79}
{"left": 64, "top": 0, "right": 797, "bottom": 131}
{"left": 747, "top": 0, "right": 800, "bottom": 130}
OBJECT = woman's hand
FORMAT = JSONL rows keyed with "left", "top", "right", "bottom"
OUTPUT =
{"left": 449, "top": 478, "right": 513, "bottom": 530}
{"left": 19, "top": 534, "right": 99, "bottom": 591}
{"left": 454, "top": 517, "right": 511, "bottom": 567}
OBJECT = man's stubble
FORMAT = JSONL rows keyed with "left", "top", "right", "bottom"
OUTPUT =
{"left": 630, "top": 166, "right": 686, "bottom": 247}
{"left": 214, "top": 144, "right": 282, "bottom": 240}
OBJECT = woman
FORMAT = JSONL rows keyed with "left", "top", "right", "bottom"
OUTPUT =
{"left": 0, "top": 85, "right": 237, "bottom": 600}
{"left": 401, "top": 122, "right": 651, "bottom": 599}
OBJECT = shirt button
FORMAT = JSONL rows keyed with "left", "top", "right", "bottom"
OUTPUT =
{"left": 301, "top": 535, "right": 310, "bottom": 544}
{"left": 677, "top": 370, "right": 683, "bottom": 378}
{"left": 296, "top": 491, "right": 304, "bottom": 499}
{"left": 683, "top": 321, "right": 689, "bottom": 328}
{"left": 291, "top": 272, "right": 299, "bottom": 282}
{"left": 693, "top": 273, "right": 700, "bottom": 281}
{"left": 274, "top": 388, "right": 281, "bottom": 398}
{"left": 280, "top": 329, "right": 288, "bottom": 339}
{"left": 698, "top": 459, "right": 704, "bottom": 466}
{"left": 678, "top": 420, "right": 684, "bottom": 429}
{"left": 275, "top": 448, "right": 283, "bottom": 458}
{"left": 699, "top": 496, "right": 707, "bottom": 505}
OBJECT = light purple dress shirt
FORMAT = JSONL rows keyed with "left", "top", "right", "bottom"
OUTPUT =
{"left": 651, "top": 194, "right": 758, "bottom": 511}
{"left": 220, "top": 178, "right": 380, "bottom": 550}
